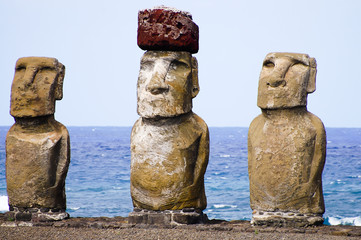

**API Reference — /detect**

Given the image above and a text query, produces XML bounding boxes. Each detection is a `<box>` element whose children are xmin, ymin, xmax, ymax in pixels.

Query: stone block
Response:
<box><xmin>148</xmin><ymin>212</ymin><xmax>171</xmax><ymax>225</ymax></box>
<box><xmin>128</xmin><ymin>214</ymin><xmax>147</xmax><ymax>224</ymax></box>
<box><xmin>4</xmin><ymin>211</ymin><xmax>15</xmax><ymax>221</ymax></box>
<box><xmin>32</xmin><ymin>212</ymin><xmax>70</xmax><ymax>222</ymax></box>
<box><xmin>173</xmin><ymin>213</ymin><xmax>200</xmax><ymax>224</ymax></box>
<box><xmin>128</xmin><ymin>209</ymin><xmax>206</xmax><ymax>225</ymax></box>
<box><xmin>15</xmin><ymin>212</ymin><xmax>32</xmax><ymax>221</ymax></box>
<box><xmin>251</xmin><ymin>210</ymin><xmax>324</xmax><ymax>227</ymax></box>
<box><xmin>4</xmin><ymin>208</ymin><xmax>69</xmax><ymax>222</ymax></box>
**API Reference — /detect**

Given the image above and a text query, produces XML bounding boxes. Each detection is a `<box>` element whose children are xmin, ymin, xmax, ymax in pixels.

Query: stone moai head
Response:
<box><xmin>137</xmin><ymin>51</ymin><xmax>199</xmax><ymax>118</ymax></box>
<box><xmin>136</xmin><ymin>6</ymin><xmax>200</xmax><ymax>119</ymax></box>
<box><xmin>10</xmin><ymin>57</ymin><xmax>65</xmax><ymax>118</ymax></box>
<box><xmin>257</xmin><ymin>52</ymin><xmax>317</xmax><ymax>109</ymax></box>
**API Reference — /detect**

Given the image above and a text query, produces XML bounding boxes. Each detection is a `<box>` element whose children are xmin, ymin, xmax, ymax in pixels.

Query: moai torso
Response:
<box><xmin>130</xmin><ymin>8</ymin><xmax>209</xmax><ymax>213</ymax></box>
<box><xmin>248</xmin><ymin>109</ymin><xmax>325</xmax><ymax>214</ymax></box>
<box><xmin>248</xmin><ymin>53</ymin><xmax>326</xmax><ymax>226</ymax></box>
<box><xmin>131</xmin><ymin>112</ymin><xmax>208</xmax><ymax>210</ymax></box>
<box><xmin>6</xmin><ymin>118</ymin><xmax>70</xmax><ymax>209</ymax></box>
<box><xmin>6</xmin><ymin>57</ymin><xmax>70</xmax><ymax>213</ymax></box>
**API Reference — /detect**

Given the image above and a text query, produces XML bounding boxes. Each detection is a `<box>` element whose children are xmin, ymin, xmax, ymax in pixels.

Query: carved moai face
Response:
<box><xmin>10</xmin><ymin>57</ymin><xmax>65</xmax><ymax>118</ymax></box>
<box><xmin>257</xmin><ymin>52</ymin><xmax>317</xmax><ymax>109</ymax></box>
<box><xmin>137</xmin><ymin>51</ymin><xmax>199</xmax><ymax>118</ymax></box>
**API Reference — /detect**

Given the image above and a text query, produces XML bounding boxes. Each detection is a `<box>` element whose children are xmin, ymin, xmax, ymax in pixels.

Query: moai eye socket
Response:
<box><xmin>169</xmin><ymin>60</ymin><xmax>189</xmax><ymax>72</ymax></box>
<box><xmin>263</xmin><ymin>60</ymin><xmax>274</xmax><ymax>68</ymax></box>
<box><xmin>290</xmin><ymin>60</ymin><xmax>304</xmax><ymax>67</ymax></box>
<box><xmin>15</xmin><ymin>65</ymin><xmax>26</xmax><ymax>71</ymax></box>
<box><xmin>140</xmin><ymin>60</ymin><xmax>154</xmax><ymax>72</ymax></box>
<box><xmin>40</xmin><ymin>66</ymin><xmax>54</xmax><ymax>71</ymax></box>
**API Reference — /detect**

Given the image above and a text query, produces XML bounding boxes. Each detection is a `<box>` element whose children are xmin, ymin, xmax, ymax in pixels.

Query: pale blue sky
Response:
<box><xmin>1</xmin><ymin>0</ymin><xmax>360</xmax><ymax>127</ymax></box>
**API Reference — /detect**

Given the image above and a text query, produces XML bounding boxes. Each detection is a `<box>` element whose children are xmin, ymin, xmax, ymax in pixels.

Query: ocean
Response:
<box><xmin>0</xmin><ymin>126</ymin><xmax>360</xmax><ymax>226</ymax></box>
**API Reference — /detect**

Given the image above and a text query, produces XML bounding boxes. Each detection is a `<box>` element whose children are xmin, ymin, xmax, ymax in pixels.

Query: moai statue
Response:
<box><xmin>6</xmin><ymin>57</ymin><xmax>70</xmax><ymax>221</ymax></box>
<box><xmin>248</xmin><ymin>52</ymin><xmax>326</xmax><ymax>227</ymax></box>
<box><xmin>129</xmin><ymin>6</ymin><xmax>209</xmax><ymax>225</ymax></box>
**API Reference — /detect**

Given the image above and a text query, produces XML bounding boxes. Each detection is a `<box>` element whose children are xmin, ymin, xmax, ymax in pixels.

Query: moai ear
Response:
<box><xmin>55</xmin><ymin>63</ymin><xmax>65</xmax><ymax>100</ymax></box>
<box><xmin>191</xmin><ymin>56</ymin><xmax>199</xmax><ymax>98</ymax></box>
<box><xmin>307</xmin><ymin>58</ymin><xmax>317</xmax><ymax>93</ymax></box>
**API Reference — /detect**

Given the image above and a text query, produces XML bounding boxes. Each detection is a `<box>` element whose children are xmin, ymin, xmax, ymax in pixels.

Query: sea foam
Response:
<box><xmin>326</xmin><ymin>216</ymin><xmax>361</xmax><ymax>226</ymax></box>
<box><xmin>213</xmin><ymin>204</ymin><xmax>237</xmax><ymax>209</ymax></box>
<box><xmin>0</xmin><ymin>195</ymin><xmax>9</xmax><ymax>212</ymax></box>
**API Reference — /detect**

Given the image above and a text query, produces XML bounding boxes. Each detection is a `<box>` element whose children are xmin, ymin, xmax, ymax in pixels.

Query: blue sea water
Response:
<box><xmin>0</xmin><ymin>126</ymin><xmax>360</xmax><ymax>226</ymax></box>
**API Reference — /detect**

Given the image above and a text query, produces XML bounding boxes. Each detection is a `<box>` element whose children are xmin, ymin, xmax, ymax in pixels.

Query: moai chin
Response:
<box><xmin>6</xmin><ymin>57</ymin><xmax>70</xmax><ymax>221</ymax></box>
<box><xmin>129</xmin><ymin>6</ymin><xmax>209</xmax><ymax>225</ymax></box>
<box><xmin>248</xmin><ymin>52</ymin><xmax>326</xmax><ymax>227</ymax></box>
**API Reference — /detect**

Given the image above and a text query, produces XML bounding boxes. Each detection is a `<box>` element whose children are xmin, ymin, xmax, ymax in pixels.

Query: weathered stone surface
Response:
<box><xmin>6</xmin><ymin>57</ymin><xmax>70</xmax><ymax>215</ymax></box>
<box><xmin>137</xmin><ymin>51</ymin><xmax>199</xmax><ymax>118</ymax></box>
<box><xmin>257</xmin><ymin>52</ymin><xmax>317</xmax><ymax>109</ymax></box>
<box><xmin>131</xmin><ymin>51</ymin><xmax>209</xmax><ymax>213</ymax></box>
<box><xmin>4</xmin><ymin>207</ymin><xmax>69</xmax><ymax>222</ymax></box>
<box><xmin>251</xmin><ymin>210</ymin><xmax>324</xmax><ymax>227</ymax></box>
<box><xmin>10</xmin><ymin>57</ymin><xmax>65</xmax><ymax>118</ymax></box>
<box><xmin>248</xmin><ymin>52</ymin><xmax>326</xmax><ymax>226</ymax></box>
<box><xmin>138</xmin><ymin>6</ymin><xmax>199</xmax><ymax>53</ymax></box>
<box><xmin>32</xmin><ymin>211</ymin><xmax>69</xmax><ymax>222</ymax></box>
<box><xmin>1</xmin><ymin>214</ymin><xmax>361</xmax><ymax>238</ymax></box>
<box><xmin>128</xmin><ymin>208</ymin><xmax>207</xmax><ymax>225</ymax></box>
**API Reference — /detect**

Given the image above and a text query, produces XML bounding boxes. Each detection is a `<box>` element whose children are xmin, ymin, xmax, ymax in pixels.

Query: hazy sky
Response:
<box><xmin>1</xmin><ymin>0</ymin><xmax>360</xmax><ymax>127</ymax></box>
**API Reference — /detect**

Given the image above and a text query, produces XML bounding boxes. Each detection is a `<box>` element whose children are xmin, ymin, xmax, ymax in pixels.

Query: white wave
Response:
<box><xmin>220</xmin><ymin>154</ymin><xmax>230</xmax><ymax>158</ymax></box>
<box><xmin>328</xmin><ymin>216</ymin><xmax>361</xmax><ymax>226</ymax></box>
<box><xmin>356</xmin><ymin>218</ymin><xmax>361</xmax><ymax>226</ymax></box>
<box><xmin>213</xmin><ymin>204</ymin><xmax>237</xmax><ymax>209</ymax></box>
<box><xmin>0</xmin><ymin>196</ymin><xmax>9</xmax><ymax>212</ymax></box>
<box><xmin>330</xmin><ymin>180</ymin><xmax>345</xmax><ymax>185</ymax></box>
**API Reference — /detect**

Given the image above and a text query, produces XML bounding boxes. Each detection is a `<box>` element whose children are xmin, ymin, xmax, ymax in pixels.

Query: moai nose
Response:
<box><xmin>22</xmin><ymin>67</ymin><xmax>38</xmax><ymax>86</ymax></box>
<box><xmin>266</xmin><ymin>62</ymin><xmax>289</xmax><ymax>87</ymax></box>
<box><xmin>146</xmin><ymin>72</ymin><xmax>169</xmax><ymax>95</ymax></box>
<box><xmin>267</xmin><ymin>78</ymin><xmax>286</xmax><ymax>87</ymax></box>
